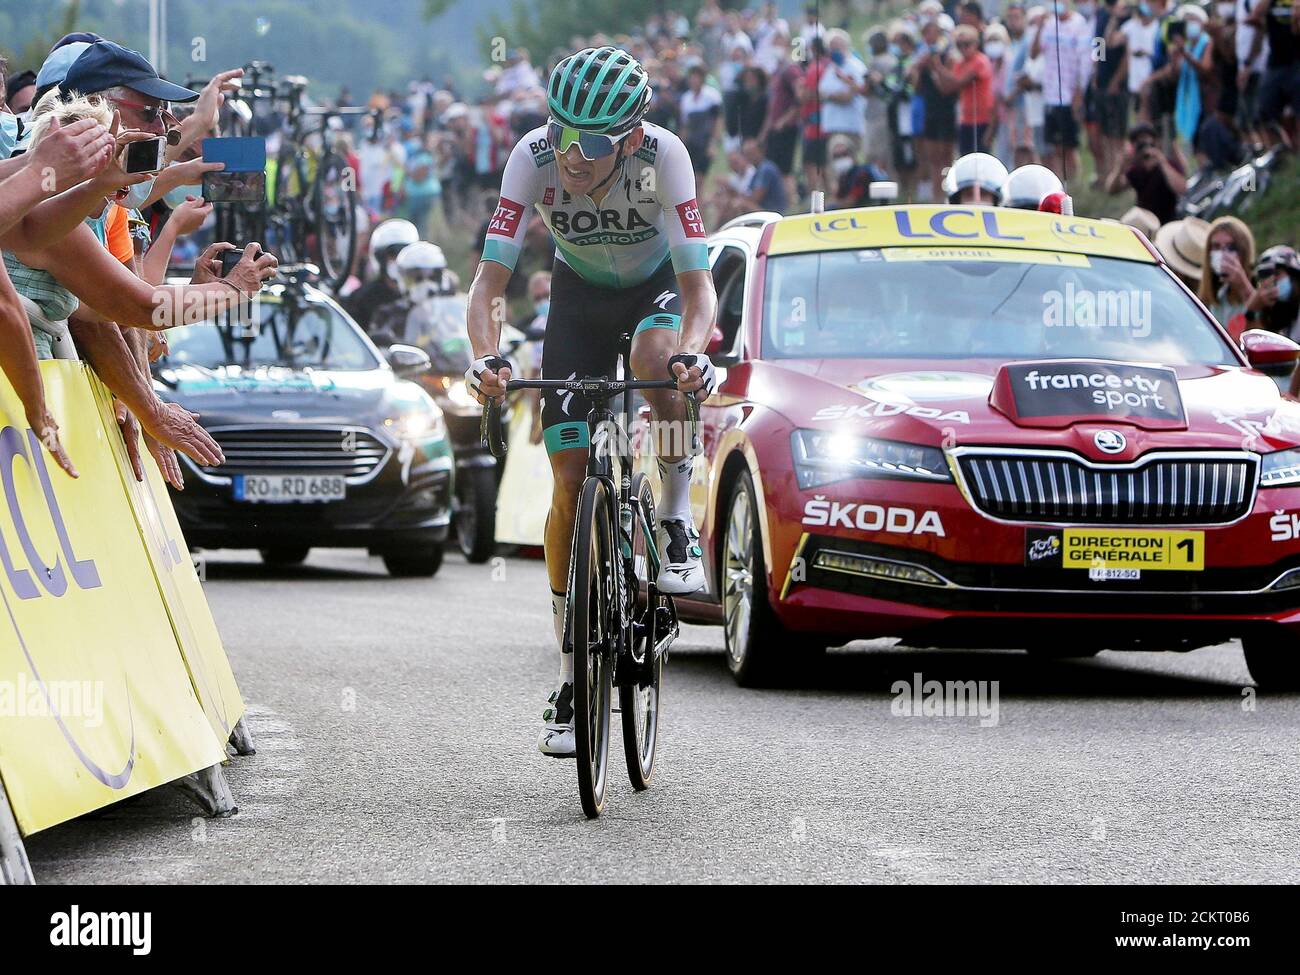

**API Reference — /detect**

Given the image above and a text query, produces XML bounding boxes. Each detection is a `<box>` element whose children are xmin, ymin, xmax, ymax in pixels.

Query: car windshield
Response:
<box><xmin>163</xmin><ymin>296</ymin><xmax>381</xmax><ymax>371</ymax></box>
<box><xmin>762</xmin><ymin>249</ymin><xmax>1239</xmax><ymax>366</ymax></box>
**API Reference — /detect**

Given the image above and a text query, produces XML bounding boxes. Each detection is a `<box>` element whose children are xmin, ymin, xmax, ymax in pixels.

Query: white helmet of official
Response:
<box><xmin>368</xmin><ymin>219</ymin><xmax>420</xmax><ymax>281</ymax></box>
<box><xmin>1000</xmin><ymin>165</ymin><xmax>1064</xmax><ymax>210</ymax></box>
<box><xmin>943</xmin><ymin>152</ymin><xmax>1010</xmax><ymax>205</ymax></box>
<box><xmin>395</xmin><ymin>241</ymin><xmax>450</xmax><ymax>304</ymax></box>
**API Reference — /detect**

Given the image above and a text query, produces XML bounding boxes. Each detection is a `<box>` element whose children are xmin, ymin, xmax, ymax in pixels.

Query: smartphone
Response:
<box><xmin>201</xmin><ymin>136</ymin><xmax>267</xmax><ymax>203</ymax></box>
<box><xmin>124</xmin><ymin>137</ymin><xmax>166</xmax><ymax>174</ymax></box>
<box><xmin>219</xmin><ymin>246</ymin><xmax>260</xmax><ymax>277</ymax></box>
<box><xmin>203</xmin><ymin>169</ymin><xmax>267</xmax><ymax>203</ymax></box>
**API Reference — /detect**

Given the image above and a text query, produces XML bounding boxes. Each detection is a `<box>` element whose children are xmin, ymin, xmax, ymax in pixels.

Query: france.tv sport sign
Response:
<box><xmin>1002</xmin><ymin>360</ymin><xmax>1185</xmax><ymax>427</ymax></box>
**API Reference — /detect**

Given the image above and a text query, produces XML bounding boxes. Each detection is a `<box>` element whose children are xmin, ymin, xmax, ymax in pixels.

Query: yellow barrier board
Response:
<box><xmin>87</xmin><ymin>379</ymin><xmax>245</xmax><ymax>742</ymax></box>
<box><xmin>0</xmin><ymin>362</ymin><xmax>227</xmax><ymax>835</ymax></box>
<box><xmin>768</xmin><ymin>205</ymin><xmax>1156</xmax><ymax>262</ymax></box>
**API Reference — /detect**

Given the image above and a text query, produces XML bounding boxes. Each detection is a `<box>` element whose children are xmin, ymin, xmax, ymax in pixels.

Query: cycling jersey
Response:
<box><xmin>481</xmin><ymin>121</ymin><xmax>710</xmax><ymax>289</ymax></box>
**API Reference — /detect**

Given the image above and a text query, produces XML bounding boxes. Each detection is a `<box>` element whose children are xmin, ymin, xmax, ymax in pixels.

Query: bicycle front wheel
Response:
<box><xmin>310</xmin><ymin>149</ymin><xmax>358</xmax><ymax>291</ymax></box>
<box><xmin>569</xmin><ymin>476</ymin><xmax>616</xmax><ymax>819</ymax></box>
<box><xmin>621</xmin><ymin>472</ymin><xmax>662</xmax><ymax>790</ymax></box>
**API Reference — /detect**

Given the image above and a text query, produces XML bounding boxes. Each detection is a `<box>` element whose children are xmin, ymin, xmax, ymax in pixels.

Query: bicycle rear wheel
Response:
<box><xmin>621</xmin><ymin>472</ymin><xmax>662</xmax><ymax>790</ymax></box>
<box><xmin>310</xmin><ymin>149</ymin><xmax>358</xmax><ymax>292</ymax></box>
<box><xmin>569</xmin><ymin>476</ymin><xmax>616</xmax><ymax>819</ymax></box>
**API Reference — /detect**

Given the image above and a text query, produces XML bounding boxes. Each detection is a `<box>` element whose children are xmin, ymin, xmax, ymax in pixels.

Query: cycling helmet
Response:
<box><xmin>395</xmin><ymin>241</ymin><xmax>450</xmax><ymax>303</ymax></box>
<box><xmin>942</xmin><ymin>152</ymin><xmax>1010</xmax><ymax>205</ymax></box>
<box><xmin>1000</xmin><ymin>164</ymin><xmax>1064</xmax><ymax>210</ymax></box>
<box><xmin>368</xmin><ymin>219</ymin><xmax>419</xmax><ymax>280</ymax></box>
<box><xmin>547</xmin><ymin>46</ymin><xmax>652</xmax><ymax>135</ymax></box>
<box><xmin>1256</xmin><ymin>245</ymin><xmax>1300</xmax><ymax>278</ymax></box>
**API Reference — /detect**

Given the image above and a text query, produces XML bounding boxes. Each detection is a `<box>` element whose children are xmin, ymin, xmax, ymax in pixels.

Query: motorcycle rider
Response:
<box><xmin>344</xmin><ymin>218</ymin><xmax>419</xmax><ymax>332</ymax></box>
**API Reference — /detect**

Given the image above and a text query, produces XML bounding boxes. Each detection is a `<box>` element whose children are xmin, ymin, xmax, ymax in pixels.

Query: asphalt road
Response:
<box><xmin>23</xmin><ymin>548</ymin><xmax>1300</xmax><ymax>884</ymax></box>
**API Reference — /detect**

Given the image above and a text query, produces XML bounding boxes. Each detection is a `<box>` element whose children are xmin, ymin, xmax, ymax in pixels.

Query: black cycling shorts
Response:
<box><xmin>538</xmin><ymin>258</ymin><xmax>682</xmax><ymax>454</ymax></box>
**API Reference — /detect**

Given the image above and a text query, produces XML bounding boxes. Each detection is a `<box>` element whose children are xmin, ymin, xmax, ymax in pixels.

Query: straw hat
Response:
<box><xmin>1118</xmin><ymin>206</ymin><xmax>1160</xmax><ymax>241</ymax></box>
<box><xmin>1154</xmin><ymin>216</ymin><xmax>1209</xmax><ymax>283</ymax></box>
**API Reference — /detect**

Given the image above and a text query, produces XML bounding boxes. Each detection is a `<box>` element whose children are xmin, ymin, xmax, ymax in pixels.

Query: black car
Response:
<box><xmin>152</xmin><ymin>278</ymin><xmax>454</xmax><ymax>576</ymax></box>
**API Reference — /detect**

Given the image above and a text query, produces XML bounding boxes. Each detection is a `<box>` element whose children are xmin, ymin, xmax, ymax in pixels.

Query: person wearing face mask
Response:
<box><xmin>862</xmin><ymin>29</ymin><xmax>898</xmax><ymax>173</ymax></box>
<box><xmin>827</xmin><ymin>133</ymin><xmax>889</xmax><ymax>208</ymax></box>
<box><xmin>1247</xmin><ymin>247</ymin><xmax>1300</xmax><ymax>372</ymax></box>
<box><xmin>933</xmin><ymin>24</ymin><xmax>997</xmax><ymax>153</ymax></box>
<box><xmin>1108</xmin><ymin>0</ymin><xmax>1164</xmax><ymax>122</ymax></box>
<box><xmin>1197</xmin><ymin>215</ymin><xmax>1258</xmax><ymax>334</ymax></box>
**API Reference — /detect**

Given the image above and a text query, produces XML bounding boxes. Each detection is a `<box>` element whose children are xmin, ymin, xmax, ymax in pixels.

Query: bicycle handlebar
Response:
<box><xmin>481</xmin><ymin>377</ymin><xmax>701</xmax><ymax>460</ymax></box>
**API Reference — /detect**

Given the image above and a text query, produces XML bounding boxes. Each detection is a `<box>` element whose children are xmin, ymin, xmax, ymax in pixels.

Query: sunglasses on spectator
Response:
<box><xmin>547</xmin><ymin>119</ymin><xmax>630</xmax><ymax>161</ymax></box>
<box><xmin>108</xmin><ymin>96</ymin><xmax>175</xmax><ymax>129</ymax></box>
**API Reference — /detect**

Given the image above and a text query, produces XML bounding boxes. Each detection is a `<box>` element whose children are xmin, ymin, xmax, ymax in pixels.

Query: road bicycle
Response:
<box><xmin>482</xmin><ymin>354</ymin><xmax>698</xmax><ymax>818</ymax></box>
<box><xmin>188</xmin><ymin>62</ymin><xmax>365</xmax><ymax>293</ymax></box>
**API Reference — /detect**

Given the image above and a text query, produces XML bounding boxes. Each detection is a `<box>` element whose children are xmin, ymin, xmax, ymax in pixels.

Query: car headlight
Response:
<box><xmin>386</xmin><ymin>404</ymin><xmax>446</xmax><ymax>443</ymax></box>
<box><xmin>791</xmin><ymin>429</ymin><xmax>951</xmax><ymax>488</ymax></box>
<box><xmin>445</xmin><ymin>379</ymin><xmax>481</xmax><ymax>415</ymax></box>
<box><xmin>1260</xmin><ymin>447</ymin><xmax>1300</xmax><ymax>487</ymax></box>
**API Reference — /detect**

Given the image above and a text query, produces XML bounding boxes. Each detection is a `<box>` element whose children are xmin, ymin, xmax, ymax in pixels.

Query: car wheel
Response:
<box><xmin>455</xmin><ymin>465</ymin><xmax>497</xmax><ymax>564</ymax></box>
<box><xmin>722</xmin><ymin>470</ymin><xmax>803</xmax><ymax>686</ymax></box>
<box><xmin>382</xmin><ymin>543</ymin><xmax>444</xmax><ymax>578</ymax></box>
<box><xmin>260</xmin><ymin>545</ymin><xmax>310</xmax><ymax>566</ymax></box>
<box><xmin>1242</xmin><ymin>632</ymin><xmax>1300</xmax><ymax>691</ymax></box>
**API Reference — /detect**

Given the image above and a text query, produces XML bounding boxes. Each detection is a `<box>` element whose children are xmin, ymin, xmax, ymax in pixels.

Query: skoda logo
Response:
<box><xmin>1094</xmin><ymin>430</ymin><xmax>1127</xmax><ymax>454</ymax></box>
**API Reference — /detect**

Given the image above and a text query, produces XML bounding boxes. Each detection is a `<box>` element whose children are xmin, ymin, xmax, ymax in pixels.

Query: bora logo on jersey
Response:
<box><xmin>550</xmin><ymin>208</ymin><xmax>659</xmax><ymax>246</ymax></box>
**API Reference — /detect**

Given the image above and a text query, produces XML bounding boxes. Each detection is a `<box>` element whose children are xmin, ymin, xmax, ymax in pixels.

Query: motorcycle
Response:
<box><xmin>376</xmin><ymin>294</ymin><xmax>506</xmax><ymax>563</ymax></box>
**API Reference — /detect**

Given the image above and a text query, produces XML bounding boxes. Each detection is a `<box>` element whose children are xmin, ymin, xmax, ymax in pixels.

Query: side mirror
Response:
<box><xmin>1241</xmin><ymin>328</ymin><xmax>1300</xmax><ymax>376</ymax></box>
<box><xmin>387</xmin><ymin>343</ymin><xmax>432</xmax><ymax>378</ymax></box>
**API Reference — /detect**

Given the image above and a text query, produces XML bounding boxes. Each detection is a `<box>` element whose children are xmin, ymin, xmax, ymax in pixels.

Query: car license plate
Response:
<box><xmin>233</xmin><ymin>474</ymin><xmax>346</xmax><ymax>503</ymax></box>
<box><xmin>1025</xmin><ymin>528</ymin><xmax>1204</xmax><ymax>572</ymax></box>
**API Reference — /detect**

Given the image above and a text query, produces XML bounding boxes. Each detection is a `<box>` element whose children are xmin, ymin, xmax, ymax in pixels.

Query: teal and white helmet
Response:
<box><xmin>547</xmin><ymin>46</ymin><xmax>652</xmax><ymax>136</ymax></box>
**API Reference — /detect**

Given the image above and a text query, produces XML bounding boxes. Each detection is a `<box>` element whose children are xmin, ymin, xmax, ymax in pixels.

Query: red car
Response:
<box><xmin>655</xmin><ymin>204</ymin><xmax>1300</xmax><ymax>688</ymax></box>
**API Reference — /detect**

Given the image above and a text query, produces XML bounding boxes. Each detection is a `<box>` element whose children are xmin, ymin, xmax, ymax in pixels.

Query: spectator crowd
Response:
<box><xmin>1</xmin><ymin>34</ymin><xmax>277</xmax><ymax>489</ymax></box>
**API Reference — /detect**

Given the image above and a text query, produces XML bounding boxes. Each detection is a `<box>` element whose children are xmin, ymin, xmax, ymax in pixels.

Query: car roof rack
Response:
<box><xmin>718</xmin><ymin>211</ymin><xmax>783</xmax><ymax>232</ymax></box>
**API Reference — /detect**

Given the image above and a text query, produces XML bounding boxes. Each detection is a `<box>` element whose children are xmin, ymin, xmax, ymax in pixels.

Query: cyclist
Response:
<box><xmin>465</xmin><ymin>46</ymin><xmax>718</xmax><ymax>758</ymax></box>
<box><xmin>345</xmin><ymin>217</ymin><xmax>418</xmax><ymax>331</ymax></box>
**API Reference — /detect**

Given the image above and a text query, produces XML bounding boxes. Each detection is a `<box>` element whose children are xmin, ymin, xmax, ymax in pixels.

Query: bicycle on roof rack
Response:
<box><xmin>185</xmin><ymin>62</ymin><xmax>363</xmax><ymax>294</ymax></box>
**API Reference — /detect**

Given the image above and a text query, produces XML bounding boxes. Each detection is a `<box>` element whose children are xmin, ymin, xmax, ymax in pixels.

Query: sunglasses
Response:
<box><xmin>547</xmin><ymin>119</ymin><xmax>630</xmax><ymax>161</ymax></box>
<box><xmin>108</xmin><ymin>96</ymin><xmax>176</xmax><ymax>130</ymax></box>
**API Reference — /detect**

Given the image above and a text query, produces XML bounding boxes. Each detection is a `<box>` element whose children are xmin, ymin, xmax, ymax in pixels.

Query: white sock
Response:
<box><xmin>657</xmin><ymin>457</ymin><xmax>694</xmax><ymax>525</ymax></box>
<box><xmin>552</xmin><ymin>590</ymin><xmax>573</xmax><ymax>683</ymax></box>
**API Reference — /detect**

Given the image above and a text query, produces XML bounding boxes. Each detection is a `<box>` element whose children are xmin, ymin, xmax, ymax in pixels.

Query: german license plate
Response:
<box><xmin>233</xmin><ymin>474</ymin><xmax>346</xmax><ymax>503</ymax></box>
<box><xmin>1025</xmin><ymin>527</ymin><xmax>1204</xmax><ymax>574</ymax></box>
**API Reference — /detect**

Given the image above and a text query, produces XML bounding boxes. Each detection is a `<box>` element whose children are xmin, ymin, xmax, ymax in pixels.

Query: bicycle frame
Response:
<box><xmin>483</xmin><ymin>359</ymin><xmax>697</xmax><ymax>676</ymax></box>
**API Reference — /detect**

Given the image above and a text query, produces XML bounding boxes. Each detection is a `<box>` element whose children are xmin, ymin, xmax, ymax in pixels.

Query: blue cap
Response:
<box><xmin>35</xmin><ymin>42</ymin><xmax>90</xmax><ymax>91</ymax></box>
<box><xmin>62</xmin><ymin>40</ymin><xmax>198</xmax><ymax>102</ymax></box>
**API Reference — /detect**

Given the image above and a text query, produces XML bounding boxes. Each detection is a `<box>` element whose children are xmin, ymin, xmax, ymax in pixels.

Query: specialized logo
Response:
<box><xmin>802</xmin><ymin>497</ymin><xmax>945</xmax><ymax>536</ymax></box>
<box><xmin>813</xmin><ymin>402</ymin><xmax>971</xmax><ymax>424</ymax></box>
<box><xmin>653</xmin><ymin>290</ymin><xmax>677</xmax><ymax>310</ymax></box>
<box><xmin>1093</xmin><ymin>430</ymin><xmax>1127</xmax><ymax>454</ymax></box>
<box><xmin>676</xmin><ymin>199</ymin><xmax>706</xmax><ymax>238</ymax></box>
<box><xmin>488</xmin><ymin>197</ymin><xmax>525</xmax><ymax>238</ymax></box>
